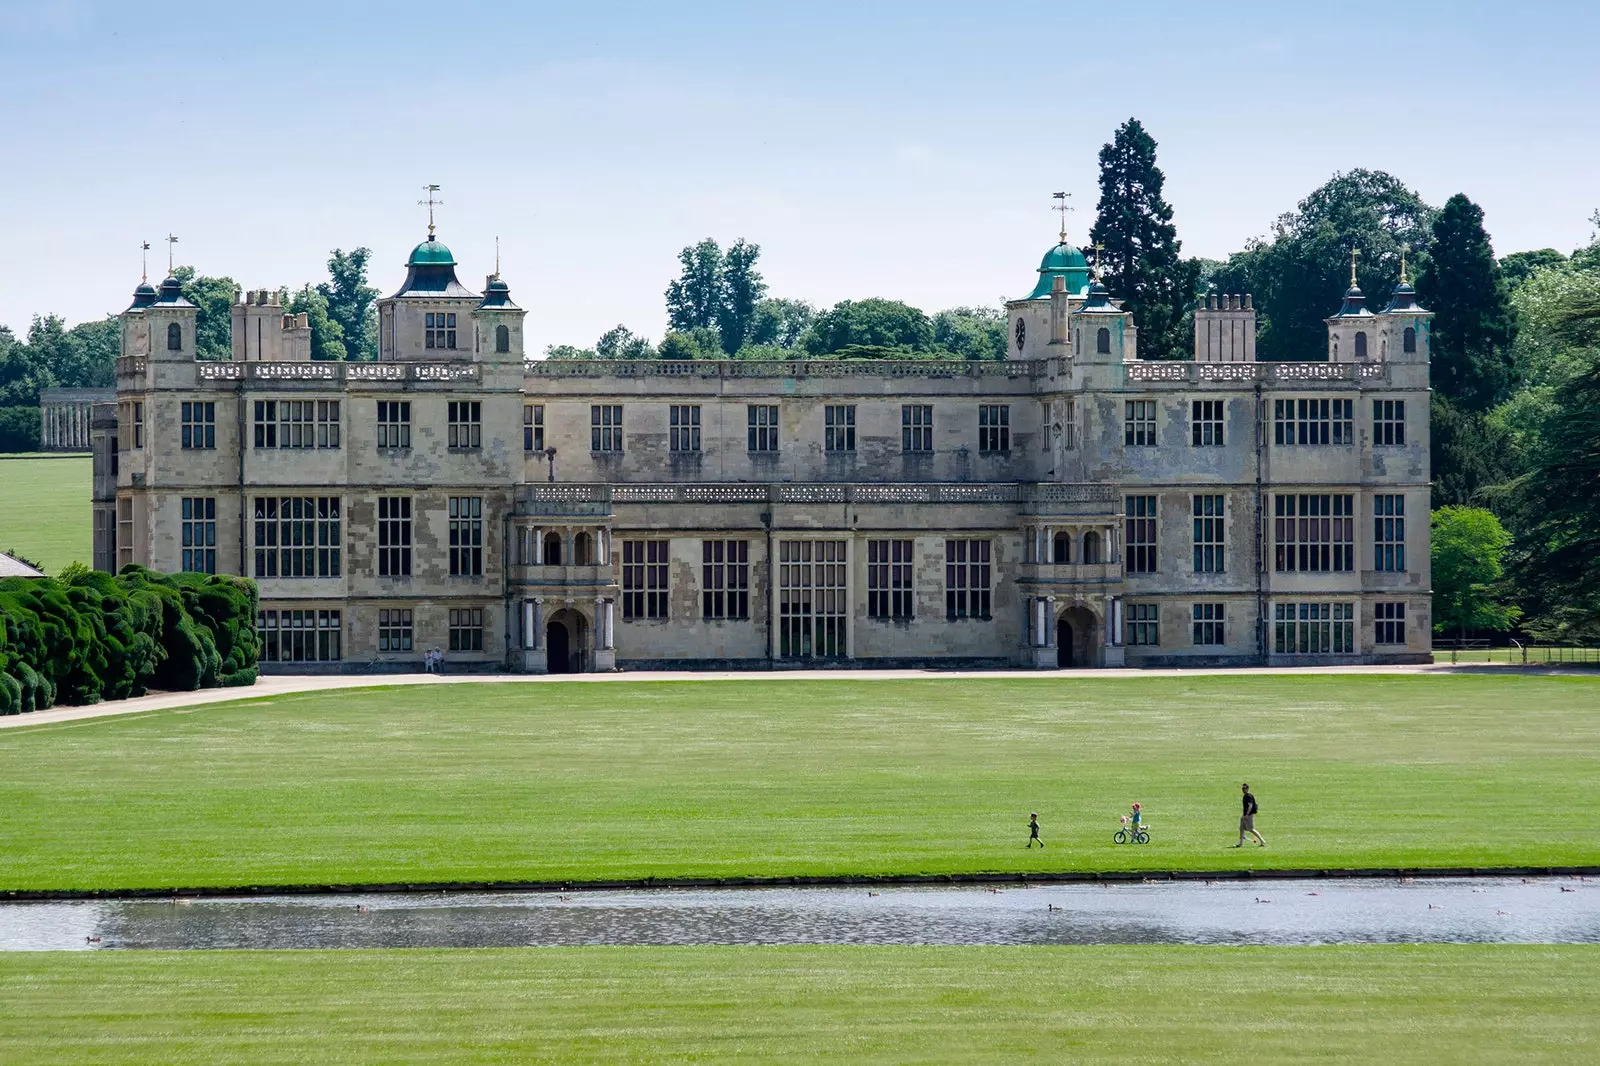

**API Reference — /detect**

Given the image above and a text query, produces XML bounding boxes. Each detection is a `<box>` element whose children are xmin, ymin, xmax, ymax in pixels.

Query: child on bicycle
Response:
<box><xmin>1128</xmin><ymin>803</ymin><xmax>1142</xmax><ymax>830</ymax></box>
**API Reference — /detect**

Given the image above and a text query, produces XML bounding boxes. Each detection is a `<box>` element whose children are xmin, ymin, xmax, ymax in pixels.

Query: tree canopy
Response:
<box><xmin>1211</xmin><ymin>170</ymin><xmax>1433</xmax><ymax>361</ymax></box>
<box><xmin>318</xmin><ymin>248</ymin><xmax>379</xmax><ymax>361</ymax></box>
<box><xmin>1431</xmin><ymin>506</ymin><xmax>1520</xmax><ymax>638</ymax></box>
<box><xmin>799</xmin><ymin>299</ymin><xmax>933</xmax><ymax>357</ymax></box>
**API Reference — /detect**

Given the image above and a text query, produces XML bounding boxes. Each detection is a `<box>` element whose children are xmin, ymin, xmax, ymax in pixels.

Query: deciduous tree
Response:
<box><xmin>317</xmin><ymin>248</ymin><xmax>379</xmax><ymax>361</ymax></box>
<box><xmin>1431</xmin><ymin>506</ymin><xmax>1520</xmax><ymax>640</ymax></box>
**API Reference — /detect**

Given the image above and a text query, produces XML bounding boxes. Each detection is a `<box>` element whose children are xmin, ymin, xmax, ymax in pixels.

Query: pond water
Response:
<box><xmin>4</xmin><ymin>878</ymin><xmax>1596</xmax><ymax>951</ymax></box>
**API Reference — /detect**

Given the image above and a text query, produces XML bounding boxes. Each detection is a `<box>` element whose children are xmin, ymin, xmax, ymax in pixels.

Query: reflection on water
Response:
<box><xmin>3</xmin><ymin>878</ymin><xmax>1597</xmax><ymax>951</ymax></box>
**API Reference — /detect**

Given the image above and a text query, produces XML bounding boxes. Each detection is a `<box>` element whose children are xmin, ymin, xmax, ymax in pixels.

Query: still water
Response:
<box><xmin>3</xmin><ymin>878</ymin><xmax>1596</xmax><ymax>951</ymax></box>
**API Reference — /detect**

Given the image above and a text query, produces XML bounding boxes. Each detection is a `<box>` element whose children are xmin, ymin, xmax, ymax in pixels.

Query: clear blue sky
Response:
<box><xmin>2</xmin><ymin>0</ymin><xmax>1596</xmax><ymax>351</ymax></box>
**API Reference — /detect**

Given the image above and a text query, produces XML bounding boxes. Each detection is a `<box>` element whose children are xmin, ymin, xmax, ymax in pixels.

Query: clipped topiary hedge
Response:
<box><xmin>0</xmin><ymin>565</ymin><xmax>258</xmax><ymax>715</ymax></box>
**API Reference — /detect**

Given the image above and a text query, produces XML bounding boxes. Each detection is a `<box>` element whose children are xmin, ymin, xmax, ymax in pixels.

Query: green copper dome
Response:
<box><xmin>1026</xmin><ymin>241</ymin><xmax>1092</xmax><ymax>299</ymax></box>
<box><xmin>407</xmin><ymin>236</ymin><xmax>457</xmax><ymax>267</ymax></box>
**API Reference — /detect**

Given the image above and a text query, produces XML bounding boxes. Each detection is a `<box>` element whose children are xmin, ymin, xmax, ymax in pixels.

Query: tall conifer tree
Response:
<box><xmin>1416</xmin><ymin>193</ymin><xmax>1515</xmax><ymax>409</ymax></box>
<box><xmin>1088</xmin><ymin>119</ymin><xmax>1194</xmax><ymax>359</ymax></box>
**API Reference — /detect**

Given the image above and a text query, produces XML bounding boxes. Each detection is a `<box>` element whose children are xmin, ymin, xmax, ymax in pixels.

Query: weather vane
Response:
<box><xmin>495</xmin><ymin>235</ymin><xmax>501</xmax><ymax>278</ymax></box>
<box><xmin>1399</xmin><ymin>243</ymin><xmax>1409</xmax><ymax>286</ymax></box>
<box><xmin>140</xmin><ymin>240</ymin><xmax>150</xmax><ymax>283</ymax></box>
<box><xmin>1052</xmin><ymin>191</ymin><xmax>1074</xmax><ymax>243</ymax></box>
<box><xmin>165</xmin><ymin>234</ymin><xmax>179</xmax><ymax>274</ymax></box>
<box><xmin>419</xmin><ymin>184</ymin><xmax>443</xmax><ymax>237</ymax></box>
<box><xmin>1350</xmin><ymin>247</ymin><xmax>1360</xmax><ymax>288</ymax></box>
<box><xmin>1092</xmin><ymin>242</ymin><xmax>1105</xmax><ymax>284</ymax></box>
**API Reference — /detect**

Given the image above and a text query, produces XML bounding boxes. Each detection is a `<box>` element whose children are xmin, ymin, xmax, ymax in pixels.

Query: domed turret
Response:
<box><xmin>389</xmin><ymin>233</ymin><xmax>476</xmax><ymax>298</ymax></box>
<box><xmin>1026</xmin><ymin>240</ymin><xmax>1092</xmax><ymax>299</ymax></box>
<box><xmin>127</xmin><ymin>280</ymin><xmax>158</xmax><ymax>310</ymax></box>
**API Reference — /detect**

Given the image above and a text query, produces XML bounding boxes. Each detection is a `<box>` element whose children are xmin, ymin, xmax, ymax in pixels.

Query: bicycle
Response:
<box><xmin>1113</xmin><ymin>820</ymin><xmax>1150</xmax><ymax>845</ymax></box>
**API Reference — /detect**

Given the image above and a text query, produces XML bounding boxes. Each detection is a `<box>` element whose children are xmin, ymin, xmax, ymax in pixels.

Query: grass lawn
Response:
<box><xmin>1</xmin><ymin>674</ymin><xmax>1598</xmax><ymax>891</ymax></box>
<box><xmin>1</xmin><ymin>945</ymin><xmax>1597</xmax><ymax>1063</ymax></box>
<box><xmin>0</xmin><ymin>452</ymin><xmax>91</xmax><ymax>574</ymax></box>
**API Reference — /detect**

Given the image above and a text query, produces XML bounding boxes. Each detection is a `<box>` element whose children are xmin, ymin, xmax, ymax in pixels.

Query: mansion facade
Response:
<box><xmin>91</xmin><ymin>225</ymin><xmax>1433</xmax><ymax>672</ymax></box>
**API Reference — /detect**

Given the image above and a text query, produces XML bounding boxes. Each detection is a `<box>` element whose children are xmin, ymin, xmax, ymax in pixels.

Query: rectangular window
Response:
<box><xmin>591</xmin><ymin>405</ymin><xmax>623</xmax><ymax>452</ymax></box>
<box><xmin>867</xmin><ymin>539</ymin><xmax>914</xmax><ymax>620</ymax></box>
<box><xmin>523</xmin><ymin>404</ymin><xmax>545</xmax><ymax>452</ymax></box>
<box><xmin>622</xmin><ymin>540</ymin><xmax>668</xmax><ymax>619</ymax></box>
<box><xmin>1192</xmin><ymin>603</ymin><xmax>1225</xmax><ymax>646</ymax></box>
<box><xmin>133</xmin><ymin>402</ymin><xmax>144</xmax><ymax>449</ymax></box>
<box><xmin>116</xmin><ymin>496</ymin><xmax>133</xmax><ymax>569</ymax></box>
<box><xmin>825</xmin><ymin>405</ymin><xmax>856</xmax><ymax>453</ymax></box>
<box><xmin>701</xmin><ymin>539</ymin><xmax>750</xmax><ymax>620</ymax></box>
<box><xmin>1274</xmin><ymin>602</ymin><xmax>1355</xmax><ymax>654</ymax></box>
<box><xmin>377</xmin><ymin>496</ymin><xmax>412</xmax><ymax>578</ymax></box>
<box><xmin>671</xmin><ymin>405</ymin><xmax>702</xmax><ymax>453</ymax></box>
<box><xmin>1125</xmin><ymin>494</ymin><xmax>1158</xmax><ymax>573</ymax></box>
<box><xmin>902</xmin><ymin>404</ymin><xmax>933</xmax><ymax>453</ymax></box>
<box><xmin>449</xmin><ymin>496</ymin><xmax>483</xmax><ymax>577</ymax></box>
<box><xmin>257</xmin><ymin>609</ymin><xmax>341</xmax><ymax>663</ymax></box>
<box><xmin>180</xmin><ymin>496</ymin><xmax>216</xmax><ymax>574</ymax></box>
<box><xmin>978</xmin><ymin>405</ymin><xmax>1010</xmax><ymax>454</ymax></box>
<box><xmin>253</xmin><ymin>400</ymin><xmax>277</xmax><ymax>449</ymax></box>
<box><xmin>1124</xmin><ymin>400</ymin><xmax>1156</xmax><ymax>447</ymax></box>
<box><xmin>180</xmin><ymin>401</ymin><xmax>215</xmax><ymax>450</ymax></box>
<box><xmin>779</xmin><ymin>540</ymin><xmax>847</xmax><ymax>659</ymax></box>
<box><xmin>747</xmin><ymin>404</ymin><xmax>779</xmax><ymax>452</ymax></box>
<box><xmin>1373</xmin><ymin>494</ymin><xmax>1406</xmax><ymax>572</ymax></box>
<box><xmin>447</xmin><ymin>400</ymin><xmax>481</xmax><ymax>450</ymax></box>
<box><xmin>1374</xmin><ymin>602</ymin><xmax>1406</xmax><ymax>645</ymax></box>
<box><xmin>1192</xmin><ymin>494</ymin><xmax>1225</xmax><ymax>573</ymax></box>
<box><xmin>1373</xmin><ymin>399</ymin><xmax>1406</xmax><ymax>447</ymax></box>
<box><xmin>1274</xmin><ymin>397</ymin><xmax>1354</xmax><ymax>446</ymax></box>
<box><xmin>425</xmin><ymin>311</ymin><xmax>457</xmax><ymax>350</ymax></box>
<box><xmin>445</xmin><ymin>608</ymin><xmax>482</xmax><ymax>652</ymax></box>
<box><xmin>252</xmin><ymin>496</ymin><xmax>341</xmax><ymax>578</ymax></box>
<box><xmin>1273</xmin><ymin>494</ymin><xmax>1355</xmax><ymax>572</ymax></box>
<box><xmin>377</xmin><ymin>401</ymin><xmax>411</xmax><ymax>450</ymax></box>
<box><xmin>277</xmin><ymin>400</ymin><xmax>315</xmax><ymax>449</ymax></box>
<box><xmin>1127</xmin><ymin>603</ymin><xmax>1160</xmax><ymax>646</ymax></box>
<box><xmin>316</xmin><ymin>400</ymin><xmax>340</xmax><ymax>449</ymax></box>
<box><xmin>378</xmin><ymin>608</ymin><xmax>414</xmax><ymax>653</ymax></box>
<box><xmin>1191</xmin><ymin>399</ymin><xmax>1223</xmax><ymax>447</ymax></box>
<box><xmin>944</xmin><ymin>539</ymin><xmax>992</xmax><ymax>620</ymax></box>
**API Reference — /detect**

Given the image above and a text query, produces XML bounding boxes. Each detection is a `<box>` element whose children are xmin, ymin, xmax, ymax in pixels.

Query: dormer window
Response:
<box><xmin>1354</xmin><ymin>331</ymin><xmax>1368</xmax><ymax>359</ymax></box>
<box><xmin>425</xmin><ymin>312</ymin><xmax>457</xmax><ymax>350</ymax></box>
<box><xmin>167</xmin><ymin>323</ymin><xmax>182</xmax><ymax>351</ymax></box>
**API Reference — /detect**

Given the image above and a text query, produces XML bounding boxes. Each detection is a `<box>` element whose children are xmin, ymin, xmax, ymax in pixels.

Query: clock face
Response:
<box><xmin>1014</xmin><ymin>317</ymin><xmax>1026</xmax><ymax>350</ymax></box>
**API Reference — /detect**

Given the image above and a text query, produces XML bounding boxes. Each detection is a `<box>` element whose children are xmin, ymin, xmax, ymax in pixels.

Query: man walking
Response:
<box><xmin>1232</xmin><ymin>783</ymin><xmax>1265</xmax><ymax>847</ymax></box>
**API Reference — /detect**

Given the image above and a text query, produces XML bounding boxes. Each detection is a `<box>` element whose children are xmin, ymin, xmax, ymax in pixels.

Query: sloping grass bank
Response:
<box><xmin>1</xmin><ymin>674</ymin><xmax>1597</xmax><ymax>891</ymax></box>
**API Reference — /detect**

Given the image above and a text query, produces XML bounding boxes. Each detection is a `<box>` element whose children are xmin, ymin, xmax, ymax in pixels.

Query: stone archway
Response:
<box><xmin>1057</xmin><ymin>604</ymin><xmax>1100</xmax><ymax>668</ymax></box>
<box><xmin>545</xmin><ymin>608</ymin><xmax>589</xmax><ymax>674</ymax></box>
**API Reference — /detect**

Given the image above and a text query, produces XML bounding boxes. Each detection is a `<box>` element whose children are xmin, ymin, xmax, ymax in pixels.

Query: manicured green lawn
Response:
<box><xmin>0</xmin><ymin>452</ymin><xmax>91</xmax><ymax>574</ymax></box>
<box><xmin>2</xmin><ymin>675</ymin><xmax>1597</xmax><ymax>891</ymax></box>
<box><xmin>1</xmin><ymin>945</ymin><xmax>1596</xmax><ymax>1063</ymax></box>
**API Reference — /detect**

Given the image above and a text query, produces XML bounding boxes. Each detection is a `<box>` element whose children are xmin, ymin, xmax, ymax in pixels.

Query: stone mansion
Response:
<box><xmin>91</xmin><ymin>222</ymin><xmax>1433</xmax><ymax>672</ymax></box>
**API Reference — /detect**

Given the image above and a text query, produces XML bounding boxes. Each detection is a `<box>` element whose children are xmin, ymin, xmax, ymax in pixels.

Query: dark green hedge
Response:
<box><xmin>0</xmin><ymin>566</ymin><xmax>259</xmax><ymax>715</ymax></box>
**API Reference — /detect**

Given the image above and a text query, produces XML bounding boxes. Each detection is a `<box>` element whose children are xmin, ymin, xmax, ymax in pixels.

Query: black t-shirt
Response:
<box><xmin>1242</xmin><ymin>792</ymin><xmax>1258</xmax><ymax>816</ymax></box>
<box><xmin>1029</xmin><ymin>820</ymin><xmax>1040</xmax><ymax>835</ymax></box>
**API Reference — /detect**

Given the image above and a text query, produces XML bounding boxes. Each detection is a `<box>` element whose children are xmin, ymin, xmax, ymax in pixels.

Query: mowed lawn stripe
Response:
<box><xmin>0</xmin><ymin>675</ymin><xmax>1597</xmax><ymax>890</ymax></box>
<box><xmin>1</xmin><ymin>945</ymin><xmax>1597</xmax><ymax>1064</ymax></box>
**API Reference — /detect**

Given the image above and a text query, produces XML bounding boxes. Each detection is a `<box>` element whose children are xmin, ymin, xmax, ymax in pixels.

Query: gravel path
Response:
<box><xmin>0</xmin><ymin>662</ymin><xmax>1556</xmax><ymax>731</ymax></box>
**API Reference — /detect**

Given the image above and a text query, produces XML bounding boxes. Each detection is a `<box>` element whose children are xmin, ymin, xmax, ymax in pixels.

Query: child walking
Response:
<box><xmin>1026</xmin><ymin>812</ymin><xmax>1044</xmax><ymax>848</ymax></box>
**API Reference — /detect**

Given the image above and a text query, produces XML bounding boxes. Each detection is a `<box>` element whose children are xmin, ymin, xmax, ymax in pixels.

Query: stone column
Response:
<box><xmin>1046</xmin><ymin>596</ymin><xmax>1056</xmax><ymax>646</ymax></box>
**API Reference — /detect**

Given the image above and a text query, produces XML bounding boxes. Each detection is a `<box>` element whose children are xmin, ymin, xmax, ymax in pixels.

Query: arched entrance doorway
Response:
<box><xmin>545</xmin><ymin>608</ymin><xmax>588</xmax><ymax>674</ymax></box>
<box><xmin>1058</xmin><ymin>605</ymin><xmax>1098</xmax><ymax>668</ymax></box>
